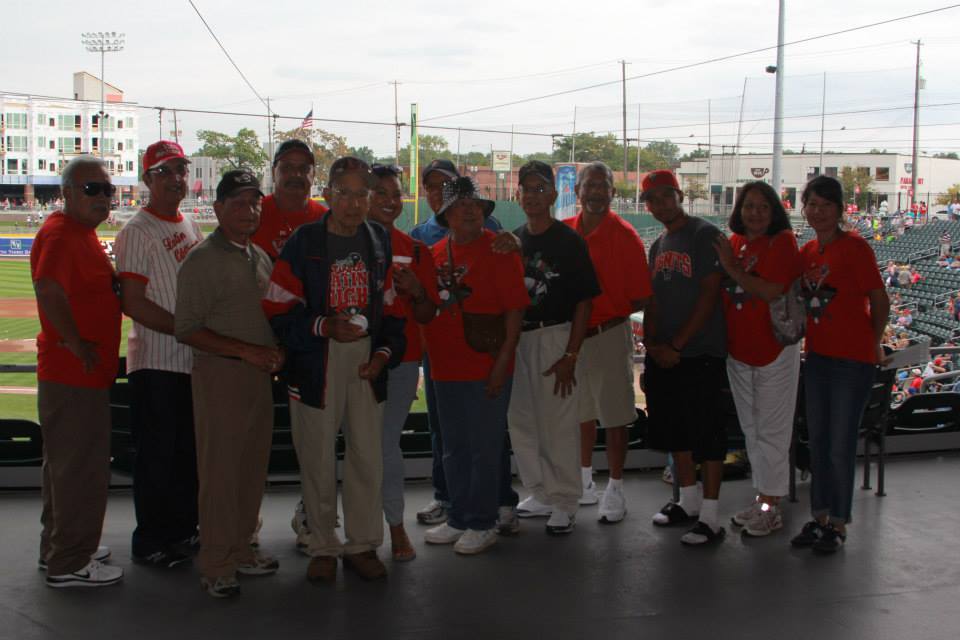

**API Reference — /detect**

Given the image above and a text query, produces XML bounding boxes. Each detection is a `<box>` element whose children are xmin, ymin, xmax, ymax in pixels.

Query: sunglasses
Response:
<box><xmin>81</xmin><ymin>182</ymin><xmax>117</xmax><ymax>197</ymax></box>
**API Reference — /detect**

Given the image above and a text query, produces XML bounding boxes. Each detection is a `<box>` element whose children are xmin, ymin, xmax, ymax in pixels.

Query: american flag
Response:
<box><xmin>301</xmin><ymin>109</ymin><xmax>313</xmax><ymax>130</ymax></box>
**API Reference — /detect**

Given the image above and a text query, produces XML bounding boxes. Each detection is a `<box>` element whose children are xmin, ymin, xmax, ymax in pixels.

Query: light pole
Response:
<box><xmin>81</xmin><ymin>31</ymin><xmax>125</xmax><ymax>159</ymax></box>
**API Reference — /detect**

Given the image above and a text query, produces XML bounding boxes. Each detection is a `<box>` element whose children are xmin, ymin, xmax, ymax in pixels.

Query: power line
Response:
<box><xmin>186</xmin><ymin>0</ymin><xmax>267</xmax><ymax>110</ymax></box>
<box><xmin>419</xmin><ymin>4</ymin><xmax>960</xmax><ymax>123</ymax></box>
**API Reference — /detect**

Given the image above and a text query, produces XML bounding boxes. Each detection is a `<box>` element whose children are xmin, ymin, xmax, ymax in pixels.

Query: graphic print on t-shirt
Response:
<box><xmin>800</xmin><ymin>262</ymin><xmax>837</xmax><ymax>324</ymax></box>
<box><xmin>522</xmin><ymin>251</ymin><xmax>559</xmax><ymax>308</ymax></box>
<box><xmin>652</xmin><ymin>250</ymin><xmax>692</xmax><ymax>281</ymax></box>
<box><xmin>724</xmin><ymin>254</ymin><xmax>758</xmax><ymax>310</ymax></box>
<box><xmin>436</xmin><ymin>259</ymin><xmax>470</xmax><ymax>310</ymax></box>
<box><xmin>328</xmin><ymin>252</ymin><xmax>369</xmax><ymax>316</ymax></box>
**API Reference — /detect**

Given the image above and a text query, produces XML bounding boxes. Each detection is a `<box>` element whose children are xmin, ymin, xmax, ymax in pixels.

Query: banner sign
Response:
<box><xmin>554</xmin><ymin>164</ymin><xmax>578</xmax><ymax>220</ymax></box>
<box><xmin>492</xmin><ymin>150</ymin><xmax>511</xmax><ymax>173</ymax></box>
<box><xmin>0</xmin><ymin>236</ymin><xmax>32</xmax><ymax>256</ymax></box>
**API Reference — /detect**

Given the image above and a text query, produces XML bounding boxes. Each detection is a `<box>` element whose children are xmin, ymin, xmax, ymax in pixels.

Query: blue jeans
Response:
<box><xmin>422</xmin><ymin>356</ymin><xmax>449</xmax><ymax>504</ymax></box>
<box><xmin>804</xmin><ymin>353</ymin><xmax>876</xmax><ymax>525</ymax></box>
<box><xmin>434</xmin><ymin>379</ymin><xmax>515</xmax><ymax>531</ymax></box>
<box><xmin>381</xmin><ymin>361</ymin><xmax>420</xmax><ymax>526</ymax></box>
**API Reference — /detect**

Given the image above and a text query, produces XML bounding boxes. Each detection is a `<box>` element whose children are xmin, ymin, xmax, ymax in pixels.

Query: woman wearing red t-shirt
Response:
<box><xmin>714</xmin><ymin>181</ymin><xmax>801</xmax><ymax>538</ymax></box>
<box><xmin>421</xmin><ymin>177</ymin><xmax>528</xmax><ymax>556</ymax></box>
<box><xmin>368</xmin><ymin>164</ymin><xmax>439</xmax><ymax>562</ymax></box>
<box><xmin>790</xmin><ymin>176</ymin><xmax>890</xmax><ymax>555</ymax></box>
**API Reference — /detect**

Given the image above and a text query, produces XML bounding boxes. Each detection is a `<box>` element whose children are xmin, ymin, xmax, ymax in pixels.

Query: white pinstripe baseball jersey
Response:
<box><xmin>115</xmin><ymin>207</ymin><xmax>204</xmax><ymax>374</ymax></box>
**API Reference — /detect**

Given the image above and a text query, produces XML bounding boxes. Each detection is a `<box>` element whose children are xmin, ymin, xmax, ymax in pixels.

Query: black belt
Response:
<box><xmin>521</xmin><ymin>319</ymin><xmax>566</xmax><ymax>332</ymax></box>
<box><xmin>584</xmin><ymin>316</ymin><xmax>627</xmax><ymax>338</ymax></box>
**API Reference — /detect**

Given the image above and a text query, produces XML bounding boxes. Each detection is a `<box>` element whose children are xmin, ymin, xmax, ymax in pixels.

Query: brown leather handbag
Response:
<box><xmin>447</xmin><ymin>241</ymin><xmax>505</xmax><ymax>355</ymax></box>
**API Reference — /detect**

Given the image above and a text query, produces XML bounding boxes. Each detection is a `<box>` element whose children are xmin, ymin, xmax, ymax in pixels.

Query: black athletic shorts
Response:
<box><xmin>644</xmin><ymin>355</ymin><xmax>727</xmax><ymax>462</ymax></box>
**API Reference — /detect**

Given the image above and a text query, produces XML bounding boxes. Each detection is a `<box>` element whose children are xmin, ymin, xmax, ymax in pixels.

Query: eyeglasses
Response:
<box><xmin>275</xmin><ymin>162</ymin><xmax>314</xmax><ymax>176</ymax></box>
<box><xmin>81</xmin><ymin>182</ymin><xmax>117</xmax><ymax>197</ymax></box>
<box><xmin>150</xmin><ymin>164</ymin><xmax>189</xmax><ymax>178</ymax></box>
<box><xmin>520</xmin><ymin>184</ymin><xmax>552</xmax><ymax>195</ymax></box>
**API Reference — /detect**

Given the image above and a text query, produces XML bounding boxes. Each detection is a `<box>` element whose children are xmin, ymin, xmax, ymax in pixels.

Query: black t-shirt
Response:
<box><xmin>515</xmin><ymin>220</ymin><xmax>600</xmax><ymax>324</ymax></box>
<box><xmin>326</xmin><ymin>230</ymin><xmax>371</xmax><ymax>319</ymax></box>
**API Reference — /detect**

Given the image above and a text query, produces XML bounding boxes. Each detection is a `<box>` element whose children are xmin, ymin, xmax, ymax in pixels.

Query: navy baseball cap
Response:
<box><xmin>421</xmin><ymin>158</ymin><xmax>459</xmax><ymax>182</ymax></box>
<box><xmin>518</xmin><ymin>160</ymin><xmax>554</xmax><ymax>186</ymax></box>
<box><xmin>273</xmin><ymin>139</ymin><xmax>314</xmax><ymax>167</ymax></box>
<box><xmin>216</xmin><ymin>169</ymin><xmax>264</xmax><ymax>202</ymax></box>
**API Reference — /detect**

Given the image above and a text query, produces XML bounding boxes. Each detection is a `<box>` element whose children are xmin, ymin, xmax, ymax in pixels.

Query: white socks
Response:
<box><xmin>699</xmin><ymin>499</ymin><xmax>720</xmax><ymax>530</ymax></box>
<box><xmin>581</xmin><ymin>467</ymin><xmax>593</xmax><ymax>487</ymax></box>
<box><xmin>678</xmin><ymin>484</ymin><xmax>702</xmax><ymax>516</ymax></box>
<box><xmin>608</xmin><ymin>477</ymin><xmax>623</xmax><ymax>491</ymax></box>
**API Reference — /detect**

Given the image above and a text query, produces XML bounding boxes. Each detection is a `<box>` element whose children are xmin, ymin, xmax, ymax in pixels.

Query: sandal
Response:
<box><xmin>652</xmin><ymin>502</ymin><xmax>696</xmax><ymax>527</ymax></box>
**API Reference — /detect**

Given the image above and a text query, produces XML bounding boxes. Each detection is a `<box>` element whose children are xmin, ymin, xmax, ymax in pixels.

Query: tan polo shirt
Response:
<box><xmin>175</xmin><ymin>227</ymin><xmax>275</xmax><ymax>352</ymax></box>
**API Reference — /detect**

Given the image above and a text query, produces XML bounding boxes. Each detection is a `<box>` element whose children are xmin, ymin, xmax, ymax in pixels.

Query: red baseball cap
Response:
<box><xmin>640</xmin><ymin>169</ymin><xmax>680</xmax><ymax>201</ymax></box>
<box><xmin>143</xmin><ymin>140</ymin><xmax>189</xmax><ymax>173</ymax></box>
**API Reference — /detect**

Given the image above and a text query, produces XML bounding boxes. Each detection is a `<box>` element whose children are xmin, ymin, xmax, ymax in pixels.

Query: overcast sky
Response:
<box><xmin>5</xmin><ymin>0</ymin><xmax>960</xmax><ymax>160</ymax></box>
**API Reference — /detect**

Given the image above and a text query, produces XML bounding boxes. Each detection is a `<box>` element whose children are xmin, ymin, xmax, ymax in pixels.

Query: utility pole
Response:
<box><xmin>707</xmin><ymin>99</ymin><xmax>713</xmax><ymax>215</ymax></box>
<box><xmin>910</xmin><ymin>40</ymin><xmax>922</xmax><ymax>212</ymax></box>
<box><xmin>734</xmin><ymin>77</ymin><xmax>747</xmax><ymax>196</ymax></box>
<box><xmin>620</xmin><ymin>60</ymin><xmax>629</xmax><ymax>178</ymax></box>
<box><xmin>635</xmin><ymin>104</ymin><xmax>642</xmax><ymax>213</ymax></box>
<box><xmin>571</xmin><ymin>106</ymin><xmax>577</xmax><ymax>163</ymax></box>
<box><xmin>456</xmin><ymin>128</ymin><xmax>461</xmax><ymax>173</ymax></box>
<box><xmin>509</xmin><ymin>124</ymin><xmax>515</xmax><ymax>201</ymax></box>
<box><xmin>265</xmin><ymin>97</ymin><xmax>274</xmax><ymax>191</ymax></box>
<box><xmin>771</xmin><ymin>0</ymin><xmax>786</xmax><ymax>198</ymax></box>
<box><xmin>819</xmin><ymin>72</ymin><xmax>826</xmax><ymax>176</ymax></box>
<box><xmin>390</xmin><ymin>81</ymin><xmax>401</xmax><ymax>164</ymax></box>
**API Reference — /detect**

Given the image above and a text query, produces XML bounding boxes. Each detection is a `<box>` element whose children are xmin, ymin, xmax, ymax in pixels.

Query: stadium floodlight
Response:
<box><xmin>81</xmin><ymin>32</ymin><xmax>126</xmax><ymax>159</ymax></box>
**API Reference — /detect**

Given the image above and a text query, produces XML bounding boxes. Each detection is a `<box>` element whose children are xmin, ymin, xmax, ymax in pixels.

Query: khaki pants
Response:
<box><xmin>508</xmin><ymin>324</ymin><xmax>581</xmax><ymax>515</ymax></box>
<box><xmin>192</xmin><ymin>356</ymin><xmax>273</xmax><ymax>579</ymax></box>
<box><xmin>290</xmin><ymin>338</ymin><xmax>384</xmax><ymax>557</ymax></box>
<box><xmin>38</xmin><ymin>382</ymin><xmax>112</xmax><ymax>576</ymax></box>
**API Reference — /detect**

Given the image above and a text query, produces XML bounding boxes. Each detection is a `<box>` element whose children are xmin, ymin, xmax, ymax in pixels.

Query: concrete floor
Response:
<box><xmin>2</xmin><ymin>453</ymin><xmax>959</xmax><ymax>640</ymax></box>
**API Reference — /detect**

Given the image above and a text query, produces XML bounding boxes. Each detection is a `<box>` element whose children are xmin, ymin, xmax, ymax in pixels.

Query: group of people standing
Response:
<box><xmin>30</xmin><ymin>139</ymin><xmax>889</xmax><ymax>598</ymax></box>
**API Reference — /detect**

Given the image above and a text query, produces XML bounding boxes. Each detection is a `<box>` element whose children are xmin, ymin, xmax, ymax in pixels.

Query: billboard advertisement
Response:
<box><xmin>554</xmin><ymin>164</ymin><xmax>578</xmax><ymax>220</ymax></box>
<box><xmin>0</xmin><ymin>237</ymin><xmax>32</xmax><ymax>256</ymax></box>
<box><xmin>492</xmin><ymin>150</ymin><xmax>511</xmax><ymax>173</ymax></box>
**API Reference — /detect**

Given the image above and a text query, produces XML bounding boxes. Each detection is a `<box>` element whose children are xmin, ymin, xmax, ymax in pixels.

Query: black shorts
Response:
<box><xmin>644</xmin><ymin>355</ymin><xmax>727</xmax><ymax>462</ymax></box>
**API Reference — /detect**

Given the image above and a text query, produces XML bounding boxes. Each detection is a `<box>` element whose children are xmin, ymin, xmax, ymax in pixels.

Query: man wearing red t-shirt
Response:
<box><xmin>251</xmin><ymin>139</ymin><xmax>327</xmax><ymax>261</ymax></box>
<box><xmin>31</xmin><ymin>156</ymin><xmax>123</xmax><ymax>588</ymax></box>
<box><xmin>250</xmin><ymin>138</ymin><xmax>326</xmax><ymax>550</ymax></box>
<box><xmin>564</xmin><ymin>162</ymin><xmax>652</xmax><ymax>524</ymax></box>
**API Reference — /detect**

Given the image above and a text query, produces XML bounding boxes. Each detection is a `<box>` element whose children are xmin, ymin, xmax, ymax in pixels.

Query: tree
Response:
<box><xmin>934</xmin><ymin>152</ymin><xmax>959</xmax><ymax>160</ymax></box>
<box><xmin>935</xmin><ymin>184</ymin><xmax>960</xmax><ymax>206</ymax></box>
<box><xmin>680</xmin><ymin>147</ymin><xmax>709</xmax><ymax>162</ymax></box>
<box><xmin>196</xmin><ymin>128</ymin><xmax>268</xmax><ymax>176</ymax></box>
<box><xmin>397</xmin><ymin>134</ymin><xmax>453</xmax><ymax>168</ymax></box>
<box><xmin>684</xmin><ymin>177</ymin><xmax>708</xmax><ymax>203</ymax></box>
<box><xmin>839</xmin><ymin>166</ymin><xmax>874</xmax><ymax>210</ymax></box>
<box><xmin>348</xmin><ymin>146</ymin><xmax>376</xmax><ymax>164</ymax></box>
<box><xmin>274</xmin><ymin>126</ymin><xmax>349</xmax><ymax>183</ymax></box>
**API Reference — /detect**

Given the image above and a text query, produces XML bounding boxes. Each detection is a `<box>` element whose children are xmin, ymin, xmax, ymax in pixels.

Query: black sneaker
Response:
<box><xmin>790</xmin><ymin>520</ymin><xmax>825</xmax><ymax>547</ymax></box>
<box><xmin>171</xmin><ymin>534</ymin><xmax>201</xmax><ymax>557</ymax></box>
<box><xmin>133</xmin><ymin>549</ymin><xmax>192</xmax><ymax>569</ymax></box>
<box><xmin>812</xmin><ymin>524</ymin><xmax>846</xmax><ymax>555</ymax></box>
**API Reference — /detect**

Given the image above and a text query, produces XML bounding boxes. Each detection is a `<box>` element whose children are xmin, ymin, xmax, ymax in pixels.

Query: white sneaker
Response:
<box><xmin>39</xmin><ymin>545</ymin><xmax>110</xmax><ymax>572</ymax></box>
<box><xmin>579</xmin><ymin>480</ymin><xmax>600</xmax><ymax>505</ymax></box>
<box><xmin>200</xmin><ymin>575</ymin><xmax>241</xmax><ymax>598</ymax></box>
<box><xmin>46</xmin><ymin>559</ymin><xmax>123</xmax><ymax>588</ymax></box>
<box><xmin>424</xmin><ymin>522</ymin><xmax>465</xmax><ymax>545</ymax></box>
<box><xmin>598</xmin><ymin>483</ymin><xmax>626</xmax><ymax>524</ymax></box>
<box><xmin>743</xmin><ymin>504</ymin><xmax>784</xmax><ymax>537</ymax></box>
<box><xmin>545</xmin><ymin>510</ymin><xmax>576</xmax><ymax>535</ymax></box>
<box><xmin>454</xmin><ymin>529</ymin><xmax>498</xmax><ymax>555</ymax></box>
<box><xmin>291</xmin><ymin>499</ymin><xmax>311</xmax><ymax>555</ymax></box>
<box><xmin>237</xmin><ymin>550</ymin><xmax>279</xmax><ymax>576</ymax></box>
<box><xmin>517</xmin><ymin>495</ymin><xmax>553</xmax><ymax>518</ymax></box>
<box><xmin>496</xmin><ymin>506</ymin><xmax>520</xmax><ymax>535</ymax></box>
<box><xmin>731</xmin><ymin>500</ymin><xmax>761</xmax><ymax>527</ymax></box>
<box><xmin>416</xmin><ymin>499</ymin><xmax>448</xmax><ymax>525</ymax></box>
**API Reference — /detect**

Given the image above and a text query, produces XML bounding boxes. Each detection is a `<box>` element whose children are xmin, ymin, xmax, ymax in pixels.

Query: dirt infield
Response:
<box><xmin>0</xmin><ymin>298</ymin><xmax>37</xmax><ymax>318</ymax></box>
<box><xmin>0</xmin><ymin>338</ymin><xmax>36</xmax><ymax>353</ymax></box>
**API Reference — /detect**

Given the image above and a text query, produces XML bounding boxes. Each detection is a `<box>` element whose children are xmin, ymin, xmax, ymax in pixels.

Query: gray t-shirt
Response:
<box><xmin>648</xmin><ymin>216</ymin><xmax>726</xmax><ymax>357</ymax></box>
<box><xmin>326</xmin><ymin>231</ymin><xmax>371</xmax><ymax>319</ymax></box>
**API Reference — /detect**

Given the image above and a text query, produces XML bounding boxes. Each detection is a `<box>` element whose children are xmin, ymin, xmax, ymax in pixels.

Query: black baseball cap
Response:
<box><xmin>421</xmin><ymin>158</ymin><xmax>459</xmax><ymax>182</ymax></box>
<box><xmin>273</xmin><ymin>139</ymin><xmax>314</xmax><ymax>167</ymax></box>
<box><xmin>518</xmin><ymin>160</ymin><xmax>554</xmax><ymax>186</ymax></box>
<box><xmin>216</xmin><ymin>169</ymin><xmax>264</xmax><ymax>202</ymax></box>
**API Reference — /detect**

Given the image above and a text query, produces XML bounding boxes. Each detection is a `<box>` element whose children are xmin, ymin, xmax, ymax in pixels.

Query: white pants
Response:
<box><xmin>508</xmin><ymin>323</ymin><xmax>581</xmax><ymax>515</ymax></box>
<box><xmin>726</xmin><ymin>343</ymin><xmax>801</xmax><ymax>498</ymax></box>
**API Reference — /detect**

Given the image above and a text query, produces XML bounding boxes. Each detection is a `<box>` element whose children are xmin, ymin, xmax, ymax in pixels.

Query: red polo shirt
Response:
<box><xmin>565</xmin><ymin>210</ymin><xmax>652</xmax><ymax>327</ymax></box>
<box><xmin>251</xmin><ymin>195</ymin><xmax>327</xmax><ymax>260</ymax></box>
<box><xmin>389</xmin><ymin>226</ymin><xmax>439</xmax><ymax>363</ymax></box>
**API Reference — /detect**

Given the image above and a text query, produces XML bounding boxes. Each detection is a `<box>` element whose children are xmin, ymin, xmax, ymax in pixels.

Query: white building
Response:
<box><xmin>0</xmin><ymin>72</ymin><xmax>139</xmax><ymax>205</ymax></box>
<box><xmin>677</xmin><ymin>152</ymin><xmax>960</xmax><ymax>216</ymax></box>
